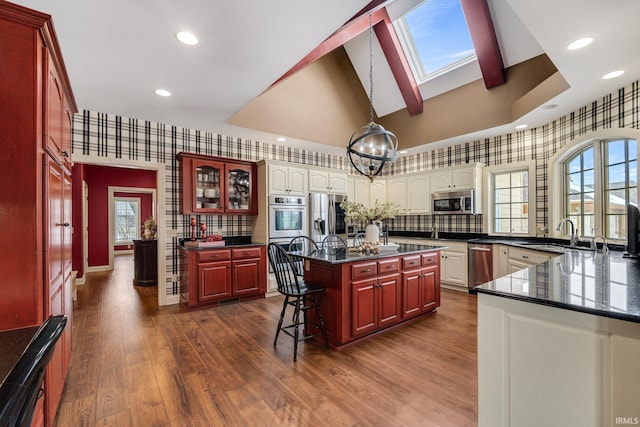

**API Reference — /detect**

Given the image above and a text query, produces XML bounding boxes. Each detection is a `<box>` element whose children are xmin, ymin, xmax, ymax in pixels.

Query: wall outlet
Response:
<box><xmin>168</xmin><ymin>229</ymin><xmax>178</xmax><ymax>238</ymax></box>
<box><xmin>536</xmin><ymin>224</ymin><xmax>548</xmax><ymax>235</ymax></box>
<box><xmin>171</xmin><ymin>274</ymin><xmax>178</xmax><ymax>282</ymax></box>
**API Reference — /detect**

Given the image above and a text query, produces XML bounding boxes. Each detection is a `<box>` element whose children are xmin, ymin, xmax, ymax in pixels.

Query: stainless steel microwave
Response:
<box><xmin>432</xmin><ymin>190</ymin><xmax>476</xmax><ymax>214</ymax></box>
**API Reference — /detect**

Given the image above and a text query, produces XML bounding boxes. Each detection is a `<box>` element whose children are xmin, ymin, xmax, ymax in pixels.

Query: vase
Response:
<box><xmin>144</xmin><ymin>228</ymin><xmax>155</xmax><ymax>239</ymax></box>
<box><xmin>365</xmin><ymin>222</ymin><xmax>380</xmax><ymax>244</ymax></box>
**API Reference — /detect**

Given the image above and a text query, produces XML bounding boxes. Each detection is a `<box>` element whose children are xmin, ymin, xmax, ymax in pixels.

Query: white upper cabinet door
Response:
<box><xmin>430</xmin><ymin>170</ymin><xmax>453</xmax><ymax>193</ymax></box>
<box><xmin>308</xmin><ymin>169</ymin><xmax>330</xmax><ymax>192</ymax></box>
<box><xmin>370</xmin><ymin>180</ymin><xmax>387</xmax><ymax>205</ymax></box>
<box><xmin>386</xmin><ymin>177</ymin><xmax>406</xmax><ymax>207</ymax></box>
<box><xmin>351</xmin><ymin>177</ymin><xmax>371</xmax><ymax>207</ymax></box>
<box><xmin>407</xmin><ymin>174</ymin><xmax>430</xmax><ymax>213</ymax></box>
<box><xmin>268</xmin><ymin>164</ymin><xmax>308</xmax><ymax>195</ymax></box>
<box><xmin>268</xmin><ymin>164</ymin><xmax>289</xmax><ymax>194</ymax></box>
<box><xmin>329</xmin><ymin>173</ymin><xmax>348</xmax><ymax>194</ymax></box>
<box><xmin>309</xmin><ymin>169</ymin><xmax>347</xmax><ymax>194</ymax></box>
<box><xmin>287</xmin><ymin>166</ymin><xmax>308</xmax><ymax>195</ymax></box>
<box><xmin>454</xmin><ymin>168</ymin><xmax>474</xmax><ymax>189</ymax></box>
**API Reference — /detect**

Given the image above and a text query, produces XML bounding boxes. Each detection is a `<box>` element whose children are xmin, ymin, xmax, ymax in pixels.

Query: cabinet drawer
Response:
<box><xmin>351</xmin><ymin>261</ymin><xmax>377</xmax><ymax>280</ymax></box>
<box><xmin>197</xmin><ymin>249</ymin><xmax>231</xmax><ymax>263</ymax></box>
<box><xmin>421</xmin><ymin>252</ymin><xmax>439</xmax><ymax>266</ymax></box>
<box><xmin>402</xmin><ymin>255</ymin><xmax>422</xmax><ymax>270</ymax></box>
<box><xmin>378</xmin><ymin>258</ymin><xmax>400</xmax><ymax>275</ymax></box>
<box><xmin>508</xmin><ymin>247</ymin><xmax>553</xmax><ymax>265</ymax></box>
<box><xmin>232</xmin><ymin>247</ymin><xmax>262</xmax><ymax>260</ymax></box>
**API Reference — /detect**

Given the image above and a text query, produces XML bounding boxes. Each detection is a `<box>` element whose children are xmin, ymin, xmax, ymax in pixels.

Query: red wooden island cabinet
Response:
<box><xmin>301</xmin><ymin>245</ymin><xmax>443</xmax><ymax>349</ymax></box>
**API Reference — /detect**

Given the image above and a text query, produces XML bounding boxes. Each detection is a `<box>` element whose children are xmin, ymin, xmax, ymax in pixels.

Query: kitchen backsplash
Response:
<box><xmin>72</xmin><ymin>79</ymin><xmax>640</xmax><ymax>298</ymax></box>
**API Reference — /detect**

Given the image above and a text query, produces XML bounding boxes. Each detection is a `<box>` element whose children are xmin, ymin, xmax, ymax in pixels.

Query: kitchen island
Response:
<box><xmin>298</xmin><ymin>243</ymin><xmax>446</xmax><ymax>349</ymax></box>
<box><xmin>474</xmin><ymin>250</ymin><xmax>640</xmax><ymax>427</ymax></box>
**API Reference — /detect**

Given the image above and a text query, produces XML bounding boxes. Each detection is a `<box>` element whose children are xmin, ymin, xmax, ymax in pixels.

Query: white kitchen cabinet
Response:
<box><xmin>347</xmin><ymin>176</ymin><xmax>371</xmax><ymax>207</ymax></box>
<box><xmin>268</xmin><ymin>163</ymin><xmax>307</xmax><ymax>195</ymax></box>
<box><xmin>429</xmin><ymin>163</ymin><xmax>482</xmax><ymax>193</ymax></box>
<box><xmin>370</xmin><ymin>180</ymin><xmax>387</xmax><ymax>205</ymax></box>
<box><xmin>493</xmin><ymin>244</ymin><xmax>510</xmax><ymax>279</ymax></box>
<box><xmin>508</xmin><ymin>246</ymin><xmax>554</xmax><ymax>272</ymax></box>
<box><xmin>406</xmin><ymin>174</ymin><xmax>430</xmax><ymax>213</ymax></box>
<box><xmin>309</xmin><ymin>169</ymin><xmax>347</xmax><ymax>194</ymax></box>
<box><xmin>422</xmin><ymin>239</ymin><xmax>468</xmax><ymax>290</ymax></box>
<box><xmin>386</xmin><ymin>177</ymin><xmax>406</xmax><ymax>207</ymax></box>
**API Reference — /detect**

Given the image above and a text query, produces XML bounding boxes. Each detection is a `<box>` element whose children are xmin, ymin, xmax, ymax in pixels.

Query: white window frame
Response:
<box><xmin>483</xmin><ymin>161</ymin><xmax>536</xmax><ymax>237</ymax></box>
<box><xmin>549</xmin><ymin>129</ymin><xmax>640</xmax><ymax>242</ymax></box>
<box><xmin>114</xmin><ymin>197</ymin><xmax>140</xmax><ymax>244</ymax></box>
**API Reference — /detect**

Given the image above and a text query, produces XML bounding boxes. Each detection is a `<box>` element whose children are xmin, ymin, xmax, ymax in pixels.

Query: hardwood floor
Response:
<box><xmin>55</xmin><ymin>255</ymin><xmax>478</xmax><ymax>426</ymax></box>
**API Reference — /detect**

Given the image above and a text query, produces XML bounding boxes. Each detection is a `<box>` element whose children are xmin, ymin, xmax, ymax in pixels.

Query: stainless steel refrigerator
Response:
<box><xmin>309</xmin><ymin>192</ymin><xmax>347</xmax><ymax>244</ymax></box>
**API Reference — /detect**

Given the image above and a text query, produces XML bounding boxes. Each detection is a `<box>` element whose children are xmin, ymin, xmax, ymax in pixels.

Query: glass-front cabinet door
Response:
<box><xmin>192</xmin><ymin>159</ymin><xmax>224</xmax><ymax>213</ymax></box>
<box><xmin>177</xmin><ymin>152</ymin><xmax>257</xmax><ymax>215</ymax></box>
<box><xmin>227</xmin><ymin>164</ymin><xmax>252</xmax><ymax>214</ymax></box>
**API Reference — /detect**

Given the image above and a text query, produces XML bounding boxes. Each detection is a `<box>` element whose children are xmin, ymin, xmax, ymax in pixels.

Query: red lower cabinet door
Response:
<box><xmin>198</xmin><ymin>262</ymin><xmax>232</xmax><ymax>302</ymax></box>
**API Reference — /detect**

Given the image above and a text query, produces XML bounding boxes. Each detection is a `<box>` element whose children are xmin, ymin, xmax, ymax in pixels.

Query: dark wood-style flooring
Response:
<box><xmin>54</xmin><ymin>255</ymin><xmax>478</xmax><ymax>426</ymax></box>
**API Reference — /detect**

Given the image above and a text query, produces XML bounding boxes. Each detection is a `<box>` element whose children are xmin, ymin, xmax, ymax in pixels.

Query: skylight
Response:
<box><xmin>395</xmin><ymin>0</ymin><xmax>477</xmax><ymax>83</ymax></box>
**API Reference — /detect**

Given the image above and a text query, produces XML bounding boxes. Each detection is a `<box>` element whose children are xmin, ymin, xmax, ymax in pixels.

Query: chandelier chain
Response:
<box><xmin>368</xmin><ymin>14</ymin><xmax>374</xmax><ymax>123</ymax></box>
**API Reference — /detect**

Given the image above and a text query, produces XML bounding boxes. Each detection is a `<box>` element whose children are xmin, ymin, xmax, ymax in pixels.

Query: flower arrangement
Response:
<box><xmin>143</xmin><ymin>216</ymin><xmax>157</xmax><ymax>231</ymax></box>
<box><xmin>341</xmin><ymin>200</ymin><xmax>405</xmax><ymax>224</ymax></box>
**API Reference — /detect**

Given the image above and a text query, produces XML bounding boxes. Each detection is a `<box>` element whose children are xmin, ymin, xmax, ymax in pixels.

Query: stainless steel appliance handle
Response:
<box><xmin>469</xmin><ymin>246</ymin><xmax>492</xmax><ymax>252</ymax></box>
<box><xmin>328</xmin><ymin>197</ymin><xmax>335</xmax><ymax>234</ymax></box>
<box><xmin>460</xmin><ymin>196</ymin><xmax>465</xmax><ymax>213</ymax></box>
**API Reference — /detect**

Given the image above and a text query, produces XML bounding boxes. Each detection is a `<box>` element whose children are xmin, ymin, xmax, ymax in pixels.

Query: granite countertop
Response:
<box><xmin>295</xmin><ymin>243</ymin><xmax>447</xmax><ymax>264</ymax></box>
<box><xmin>179</xmin><ymin>236</ymin><xmax>265</xmax><ymax>250</ymax></box>
<box><xmin>0</xmin><ymin>326</ymin><xmax>39</xmax><ymax>385</ymax></box>
<box><xmin>475</xmin><ymin>250</ymin><xmax>640</xmax><ymax>324</ymax></box>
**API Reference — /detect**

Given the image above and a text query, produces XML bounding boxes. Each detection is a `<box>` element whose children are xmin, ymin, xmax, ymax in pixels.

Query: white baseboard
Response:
<box><xmin>86</xmin><ymin>265</ymin><xmax>112</xmax><ymax>273</ymax></box>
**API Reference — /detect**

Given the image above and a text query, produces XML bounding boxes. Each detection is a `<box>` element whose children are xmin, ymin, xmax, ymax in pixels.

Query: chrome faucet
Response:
<box><xmin>590</xmin><ymin>234</ymin><xmax>609</xmax><ymax>254</ymax></box>
<box><xmin>556</xmin><ymin>218</ymin><xmax>579</xmax><ymax>247</ymax></box>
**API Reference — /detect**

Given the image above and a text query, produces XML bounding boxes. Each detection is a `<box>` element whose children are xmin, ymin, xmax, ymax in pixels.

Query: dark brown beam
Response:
<box><xmin>374</xmin><ymin>10</ymin><xmax>423</xmax><ymax>115</ymax></box>
<box><xmin>460</xmin><ymin>0</ymin><xmax>505</xmax><ymax>88</ymax></box>
<box><xmin>271</xmin><ymin>8</ymin><xmax>387</xmax><ymax>87</ymax></box>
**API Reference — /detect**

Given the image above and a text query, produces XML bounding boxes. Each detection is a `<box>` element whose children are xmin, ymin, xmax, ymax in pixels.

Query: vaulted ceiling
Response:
<box><xmin>12</xmin><ymin>0</ymin><xmax>640</xmax><ymax>155</ymax></box>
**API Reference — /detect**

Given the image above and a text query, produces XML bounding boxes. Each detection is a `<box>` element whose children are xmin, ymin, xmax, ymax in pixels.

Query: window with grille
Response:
<box><xmin>114</xmin><ymin>197</ymin><xmax>140</xmax><ymax>243</ymax></box>
<box><xmin>562</xmin><ymin>139</ymin><xmax>637</xmax><ymax>240</ymax></box>
<box><xmin>493</xmin><ymin>170</ymin><xmax>529</xmax><ymax>235</ymax></box>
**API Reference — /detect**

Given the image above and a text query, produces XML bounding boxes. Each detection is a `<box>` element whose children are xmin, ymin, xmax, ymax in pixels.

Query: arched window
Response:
<box><xmin>562</xmin><ymin>139</ymin><xmax>637</xmax><ymax>240</ymax></box>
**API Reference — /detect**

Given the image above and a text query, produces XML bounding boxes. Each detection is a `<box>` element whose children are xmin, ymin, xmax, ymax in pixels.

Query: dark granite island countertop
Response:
<box><xmin>0</xmin><ymin>326</ymin><xmax>39</xmax><ymax>385</ymax></box>
<box><xmin>297</xmin><ymin>243</ymin><xmax>448</xmax><ymax>264</ymax></box>
<box><xmin>475</xmin><ymin>250</ymin><xmax>640</xmax><ymax>324</ymax></box>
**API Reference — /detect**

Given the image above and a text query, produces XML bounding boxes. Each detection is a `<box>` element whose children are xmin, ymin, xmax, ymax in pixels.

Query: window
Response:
<box><xmin>114</xmin><ymin>197</ymin><xmax>140</xmax><ymax>243</ymax></box>
<box><xmin>494</xmin><ymin>170</ymin><xmax>529</xmax><ymax>234</ymax></box>
<box><xmin>562</xmin><ymin>139</ymin><xmax>637</xmax><ymax>240</ymax></box>
<box><xmin>395</xmin><ymin>0</ymin><xmax>477</xmax><ymax>83</ymax></box>
<box><xmin>485</xmin><ymin>162</ymin><xmax>535</xmax><ymax>236</ymax></box>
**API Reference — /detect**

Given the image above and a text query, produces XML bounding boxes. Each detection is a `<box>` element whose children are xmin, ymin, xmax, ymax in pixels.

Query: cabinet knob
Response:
<box><xmin>61</xmin><ymin>150</ymin><xmax>69</xmax><ymax>158</ymax></box>
<box><xmin>56</xmin><ymin>223</ymin><xmax>70</xmax><ymax>227</ymax></box>
<box><xmin>522</xmin><ymin>255</ymin><xmax>529</xmax><ymax>259</ymax></box>
<box><xmin>362</xmin><ymin>269</ymin><xmax>371</xmax><ymax>273</ymax></box>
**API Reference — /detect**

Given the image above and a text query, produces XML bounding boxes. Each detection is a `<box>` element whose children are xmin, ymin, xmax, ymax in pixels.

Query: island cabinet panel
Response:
<box><xmin>305</xmin><ymin>250</ymin><xmax>440</xmax><ymax>349</ymax></box>
<box><xmin>180</xmin><ymin>245</ymin><xmax>266</xmax><ymax>310</ymax></box>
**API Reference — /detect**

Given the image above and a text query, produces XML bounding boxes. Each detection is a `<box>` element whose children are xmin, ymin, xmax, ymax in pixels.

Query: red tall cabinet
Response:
<box><xmin>0</xmin><ymin>3</ymin><xmax>77</xmax><ymax>426</ymax></box>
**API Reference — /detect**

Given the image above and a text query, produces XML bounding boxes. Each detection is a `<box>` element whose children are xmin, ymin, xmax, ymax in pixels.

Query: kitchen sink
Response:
<box><xmin>517</xmin><ymin>242</ymin><xmax>592</xmax><ymax>253</ymax></box>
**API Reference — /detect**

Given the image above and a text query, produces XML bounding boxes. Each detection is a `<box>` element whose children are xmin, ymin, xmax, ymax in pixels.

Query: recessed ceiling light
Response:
<box><xmin>602</xmin><ymin>70</ymin><xmax>624</xmax><ymax>80</ymax></box>
<box><xmin>398</xmin><ymin>150</ymin><xmax>408</xmax><ymax>154</ymax></box>
<box><xmin>176</xmin><ymin>31</ymin><xmax>198</xmax><ymax>46</ymax></box>
<box><xmin>154</xmin><ymin>89</ymin><xmax>171</xmax><ymax>97</ymax></box>
<box><xmin>567</xmin><ymin>37</ymin><xmax>593</xmax><ymax>50</ymax></box>
<box><xmin>542</xmin><ymin>104</ymin><xmax>558</xmax><ymax>110</ymax></box>
<box><xmin>515</xmin><ymin>124</ymin><xmax>528</xmax><ymax>130</ymax></box>
<box><xmin>276</xmin><ymin>137</ymin><xmax>286</xmax><ymax>142</ymax></box>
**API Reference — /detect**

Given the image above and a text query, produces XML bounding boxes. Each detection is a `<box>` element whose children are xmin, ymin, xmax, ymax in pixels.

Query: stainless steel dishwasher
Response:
<box><xmin>468</xmin><ymin>243</ymin><xmax>493</xmax><ymax>290</ymax></box>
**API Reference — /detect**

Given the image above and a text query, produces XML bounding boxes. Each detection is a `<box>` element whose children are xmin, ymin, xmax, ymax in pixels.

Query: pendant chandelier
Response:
<box><xmin>347</xmin><ymin>14</ymin><xmax>398</xmax><ymax>182</ymax></box>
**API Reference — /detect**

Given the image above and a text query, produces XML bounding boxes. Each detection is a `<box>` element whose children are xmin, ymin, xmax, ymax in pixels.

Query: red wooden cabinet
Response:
<box><xmin>402</xmin><ymin>253</ymin><xmax>441</xmax><ymax>319</ymax></box>
<box><xmin>177</xmin><ymin>152</ymin><xmax>258</xmax><ymax>215</ymax></box>
<box><xmin>0</xmin><ymin>3</ymin><xmax>77</xmax><ymax>426</ymax></box>
<box><xmin>180</xmin><ymin>245</ymin><xmax>266</xmax><ymax>310</ymax></box>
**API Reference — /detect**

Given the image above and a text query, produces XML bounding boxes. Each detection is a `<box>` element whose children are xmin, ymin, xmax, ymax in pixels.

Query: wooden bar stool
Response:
<box><xmin>267</xmin><ymin>242</ymin><xmax>328</xmax><ymax>362</ymax></box>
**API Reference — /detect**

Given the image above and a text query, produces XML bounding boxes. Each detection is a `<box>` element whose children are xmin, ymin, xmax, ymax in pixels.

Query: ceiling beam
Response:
<box><xmin>374</xmin><ymin>10</ymin><xmax>423</xmax><ymax>115</ymax></box>
<box><xmin>272</xmin><ymin>5</ymin><xmax>423</xmax><ymax>115</ymax></box>
<box><xmin>460</xmin><ymin>0</ymin><xmax>505</xmax><ymax>88</ymax></box>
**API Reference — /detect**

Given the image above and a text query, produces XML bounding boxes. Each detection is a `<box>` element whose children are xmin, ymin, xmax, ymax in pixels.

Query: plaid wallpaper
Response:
<box><xmin>72</xmin><ymin>80</ymin><xmax>640</xmax><ymax>298</ymax></box>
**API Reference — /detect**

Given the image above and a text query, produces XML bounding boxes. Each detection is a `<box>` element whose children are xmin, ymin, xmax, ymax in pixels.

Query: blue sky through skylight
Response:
<box><xmin>404</xmin><ymin>0</ymin><xmax>476</xmax><ymax>76</ymax></box>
